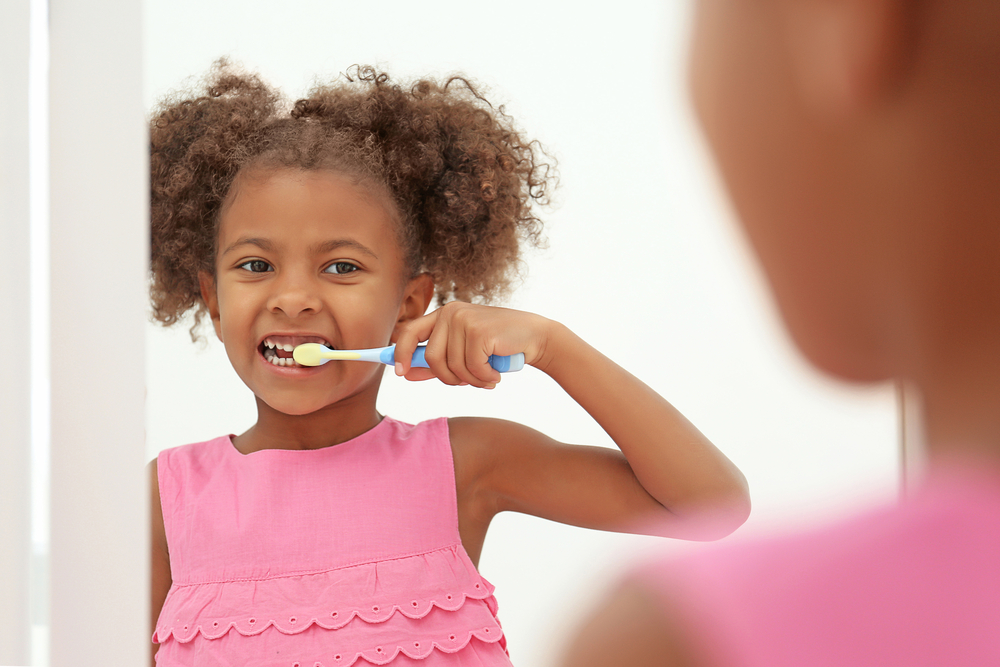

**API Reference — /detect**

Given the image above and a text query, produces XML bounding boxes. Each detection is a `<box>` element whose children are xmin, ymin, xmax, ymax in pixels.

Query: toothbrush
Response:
<box><xmin>292</xmin><ymin>343</ymin><xmax>525</xmax><ymax>373</ymax></box>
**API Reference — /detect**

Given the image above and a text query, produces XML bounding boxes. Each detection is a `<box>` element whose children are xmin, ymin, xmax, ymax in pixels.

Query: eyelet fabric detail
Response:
<box><xmin>153</xmin><ymin>545</ymin><xmax>502</xmax><ymax>655</ymax></box>
<box><xmin>156</xmin><ymin>610</ymin><xmax>505</xmax><ymax>666</ymax></box>
<box><xmin>153</xmin><ymin>545</ymin><xmax>506</xmax><ymax>667</ymax></box>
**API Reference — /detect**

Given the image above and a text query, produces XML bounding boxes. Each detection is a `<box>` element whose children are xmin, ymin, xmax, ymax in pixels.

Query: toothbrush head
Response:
<box><xmin>292</xmin><ymin>343</ymin><xmax>327</xmax><ymax>367</ymax></box>
<box><xmin>292</xmin><ymin>343</ymin><xmax>364</xmax><ymax>366</ymax></box>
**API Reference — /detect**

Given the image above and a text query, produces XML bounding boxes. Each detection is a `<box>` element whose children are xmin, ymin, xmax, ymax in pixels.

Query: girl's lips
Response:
<box><xmin>257</xmin><ymin>348</ymin><xmax>326</xmax><ymax>374</ymax></box>
<box><xmin>257</xmin><ymin>334</ymin><xmax>334</xmax><ymax>370</ymax></box>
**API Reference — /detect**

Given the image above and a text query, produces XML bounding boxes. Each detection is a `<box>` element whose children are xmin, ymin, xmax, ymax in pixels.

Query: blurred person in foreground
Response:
<box><xmin>559</xmin><ymin>1</ymin><xmax>1000</xmax><ymax>665</ymax></box>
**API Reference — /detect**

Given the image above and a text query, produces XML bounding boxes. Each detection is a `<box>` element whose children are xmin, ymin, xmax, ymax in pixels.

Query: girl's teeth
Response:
<box><xmin>264</xmin><ymin>352</ymin><xmax>300</xmax><ymax>368</ymax></box>
<box><xmin>262</xmin><ymin>338</ymin><xmax>330</xmax><ymax>367</ymax></box>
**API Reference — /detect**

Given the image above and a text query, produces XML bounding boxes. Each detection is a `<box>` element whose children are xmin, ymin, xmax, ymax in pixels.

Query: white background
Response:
<box><xmin>144</xmin><ymin>2</ymin><xmax>898</xmax><ymax>665</ymax></box>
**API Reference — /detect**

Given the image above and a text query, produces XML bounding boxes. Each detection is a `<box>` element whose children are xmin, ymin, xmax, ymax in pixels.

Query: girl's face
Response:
<box><xmin>200</xmin><ymin>168</ymin><xmax>432</xmax><ymax>416</ymax></box>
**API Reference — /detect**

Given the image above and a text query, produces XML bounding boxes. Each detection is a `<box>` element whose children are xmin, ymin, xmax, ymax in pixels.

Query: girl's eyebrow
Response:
<box><xmin>222</xmin><ymin>236</ymin><xmax>274</xmax><ymax>256</ymax></box>
<box><xmin>221</xmin><ymin>237</ymin><xmax>378</xmax><ymax>259</ymax></box>
<box><xmin>313</xmin><ymin>239</ymin><xmax>378</xmax><ymax>259</ymax></box>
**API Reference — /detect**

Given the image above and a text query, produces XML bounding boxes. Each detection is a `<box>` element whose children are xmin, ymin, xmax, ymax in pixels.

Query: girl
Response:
<box><xmin>148</xmin><ymin>62</ymin><xmax>750</xmax><ymax>667</ymax></box>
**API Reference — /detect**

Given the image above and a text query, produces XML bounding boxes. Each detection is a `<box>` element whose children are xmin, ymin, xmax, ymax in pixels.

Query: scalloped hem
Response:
<box><xmin>289</xmin><ymin>627</ymin><xmax>501</xmax><ymax>666</ymax></box>
<box><xmin>155</xmin><ymin>589</ymin><xmax>498</xmax><ymax>643</ymax></box>
<box><xmin>154</xmin><ymin>622</ymin><xmax>509</xmax><ymax>667</ymax></box>
<box><xmin>155</xmin><ymin>543</ymin><xmax>496</xmax><ymax>644</ymax></box>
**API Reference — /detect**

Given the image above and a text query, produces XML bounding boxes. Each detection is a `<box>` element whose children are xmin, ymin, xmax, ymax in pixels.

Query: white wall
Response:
<box><xmin>48</xmin><ymin>1</ymin><xmax>147</xmax><ymax>665</ymax></box>
<box><xmin>0</xmin><ymin>0</ymin><xmax>33</xmax><ymax>662</ymax></box>
<box><xmin>144</xmin><ymin>2</ymin><xmax>899</xmax><ymax>666</ymax></box>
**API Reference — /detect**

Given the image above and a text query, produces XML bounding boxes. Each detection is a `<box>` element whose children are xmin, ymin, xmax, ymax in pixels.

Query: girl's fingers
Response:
<box><xmin>401</xmin><ymin>367</ymin><xmax>437</xmax><ymax>382</ymax></box>
<box><xmin>423</xmin><ymin>319</ymin><xmax>464</xmax><ymax>386</ymax></box>
<box><xmin>395</xmin><ymin>302</ymin><xmax>507</xmax><ymax>389</ymax></box>
<box><xmin>393</xmin><ymin>311</ymin><xmax>439</xmax><ymax>376</ymax></box>
<box><xmin>466</xmin><ymin>335</ymin><xmax>502</xmax><ymax>385</ymax></box>
<box><xmin>442</xmin><ymin>317</ymin><xmax>498</xmax><ymax>389</ymax></box>
<box><xmin>444</xmin><ymin>326</ymin><xmax>484</xmax><ymax>388</ymax></box>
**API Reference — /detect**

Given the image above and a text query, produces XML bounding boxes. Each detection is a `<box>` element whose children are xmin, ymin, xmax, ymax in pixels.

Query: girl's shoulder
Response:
<box><xmin>156</xmin><ymin>434</ymin><xmax>235</xmax><ymax>461</ymax></box>
<box><xmin>152</xmin><ymin>434</ymin><xmax>238</xmax><ymax>489</ymax></box>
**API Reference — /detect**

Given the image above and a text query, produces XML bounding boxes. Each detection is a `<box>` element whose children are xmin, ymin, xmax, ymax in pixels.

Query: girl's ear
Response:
<box><xmin>198</xmin><ymin>271</ymin><xmax>225</xmax><ymax>342</ymax></box>
<box><xmin>392</xmin><ymin>273</ymin><xmax>435</xmax><ymax>337</ymax></box>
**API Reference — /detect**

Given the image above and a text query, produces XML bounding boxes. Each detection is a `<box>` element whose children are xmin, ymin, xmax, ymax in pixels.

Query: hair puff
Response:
<box><xmin>149</xmin><ymin>60</ymin><xmax>555</xmax><ymax>332</ymax></box>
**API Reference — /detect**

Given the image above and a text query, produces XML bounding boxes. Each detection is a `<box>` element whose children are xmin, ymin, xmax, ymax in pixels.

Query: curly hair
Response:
<box><xmin>149</xmin><ymin>60</ymin><xmax>555</xmax><ymax>331</ymax></box>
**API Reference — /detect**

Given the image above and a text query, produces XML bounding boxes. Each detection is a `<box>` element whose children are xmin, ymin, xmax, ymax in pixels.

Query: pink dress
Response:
<box><xmin>638</xmin><ymin>459</ymin><xmax>1000</xmax><ymax>666</ymax></box>
<box><xmin>153</xmin><ymin>417</ymin><xmax>511</xmax><ymax>667</ymax></box>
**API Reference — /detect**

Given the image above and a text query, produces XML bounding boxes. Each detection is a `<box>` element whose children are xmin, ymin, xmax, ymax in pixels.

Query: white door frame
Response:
<box><xmin>1</xmin><ymin>0</ymin><xmax>33</xmax><ymax>662</ymax></box>
<box><xmin>47</xmin><ymin>1</ymin><xmax>148</xmax><ymax>664</ymax></box>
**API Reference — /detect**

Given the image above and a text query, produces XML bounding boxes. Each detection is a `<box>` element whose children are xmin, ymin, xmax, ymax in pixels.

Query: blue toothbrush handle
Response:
<box><xmin>403</xmin><ymin>346</ymin><xmax>525</xmax><ymax>373</ymax></box>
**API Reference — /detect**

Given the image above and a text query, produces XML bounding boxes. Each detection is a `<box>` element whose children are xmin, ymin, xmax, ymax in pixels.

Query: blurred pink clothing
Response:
<box><xmin>154</xmin><ymin>417</ymin><xmax>511</xmax><ymax>667</ymax></box>
<box><xmin>641</xmin><ymin>460</ymin><xmax>1000</xmax><ymax>666</ymax></box>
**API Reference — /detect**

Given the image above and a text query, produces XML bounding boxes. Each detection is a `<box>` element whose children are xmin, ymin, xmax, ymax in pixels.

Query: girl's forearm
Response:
<box><xmin>535</xmin><ymin>321</ymin><xmax>751</xmax><ymax>536</ymax></box>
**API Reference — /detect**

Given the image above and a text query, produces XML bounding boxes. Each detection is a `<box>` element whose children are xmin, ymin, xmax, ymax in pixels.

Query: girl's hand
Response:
<box><xmin>392</xmin><ymin>302</ymin><xmax>554</xmax><ymax>388</ymax></box>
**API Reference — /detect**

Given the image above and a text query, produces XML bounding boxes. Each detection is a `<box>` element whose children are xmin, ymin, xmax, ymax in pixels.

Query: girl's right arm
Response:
<box><xmin>394</xmin><ymin>302</ymin><xmax>750</xmax><ymax>541</ymax></box>
<box><xmin>149</xmin><ymin>460</ymin><xmax>172</xmax><ymax>666</ymax></box>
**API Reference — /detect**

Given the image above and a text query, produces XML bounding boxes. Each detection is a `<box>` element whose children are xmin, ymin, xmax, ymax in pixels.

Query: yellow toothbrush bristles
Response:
<box><xmin>292</xmin><ymin>343</ymin><xmax>362</xmax><ymax>367</ymax></box>
<box><xmin>292</xmin><ymin>343</ymin><xmax>326</xmax><ymax>367</ymax></box>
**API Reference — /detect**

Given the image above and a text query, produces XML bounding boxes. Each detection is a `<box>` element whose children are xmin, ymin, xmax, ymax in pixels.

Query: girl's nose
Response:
<box><xmin>266</xmin><ymin>273</ymin><xmax>323</xmax><ymax>318</ymax></box>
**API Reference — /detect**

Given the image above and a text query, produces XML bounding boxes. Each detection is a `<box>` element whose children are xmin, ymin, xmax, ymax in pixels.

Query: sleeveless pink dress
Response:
<box><xmin>153</xmin><ymin>417</ymin><xmax>511</xmax><ymax>667</ymax></box>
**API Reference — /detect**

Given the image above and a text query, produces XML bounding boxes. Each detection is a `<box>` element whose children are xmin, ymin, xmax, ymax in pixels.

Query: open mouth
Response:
<box><xmin>259</xmin><ymin>335</ymin><xmax>332</xmax><ymax>368</ymax></box>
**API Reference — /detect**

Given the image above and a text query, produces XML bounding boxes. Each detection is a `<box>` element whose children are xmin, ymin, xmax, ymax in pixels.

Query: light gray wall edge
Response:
<box><xmin>0</xmin><ymin>0</ymin><xmax>34</xmax><ymax>662</ymax></box>
<box><xmin>48</xmin><ymin>0</ymin><xmax>148</xmax><ymax>664</ymax></box>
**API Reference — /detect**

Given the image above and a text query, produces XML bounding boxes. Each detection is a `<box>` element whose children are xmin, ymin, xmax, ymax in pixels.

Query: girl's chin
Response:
<box><xmin>254</xmin><ymin>384</ymin><xmax>378</xmax><ymax>418</ymax></box>
<box><xmin>262</xmin><ymin>397</ymin><xmax>335</xmax><ymax>417</ymax></box>
<box><xmin>243</xmin><ymin>361</ymin><xmax>384</xmax><ymax>417</ymax></box>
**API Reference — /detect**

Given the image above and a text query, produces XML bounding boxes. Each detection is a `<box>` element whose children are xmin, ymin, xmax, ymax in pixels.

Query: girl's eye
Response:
<box><xmin>238</xmin><ymin>259</ymin><xmax>272</xmax><ymax>273</ymax></box>
<box><xmin>324</xmin><ymin>261</ymin><xmax>359</xmax><ymax>275</ymax></box>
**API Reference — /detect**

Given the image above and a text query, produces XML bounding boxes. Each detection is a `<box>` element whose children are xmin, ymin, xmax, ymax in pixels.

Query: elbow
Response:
<box><xmin>701</xmin><ymin>473</ymin><xmax>752</xmax><ymax>540</ymax></box>
<box><xmin>726</xmin><ymin>468</ymin><xmax>752</xmax><ymax>529</ymax></box>
<box><xmin>700</xmin><ymin>467</ymin><xmax>752</xmax><ymax>540</ymax></box>
<box><xmin>702</xmin><ymin>486</ymin><xmax>752</xmax><ymax>540</ymax></box>
<box><xmin>658</xmin><ymin>474</ymin><xmax>752</xmax><ymax>542</ymax></box>
<box><xmin>673</xmin><ymin>496</ymin><xmax>750</xmax><ymax>541</ymax></box>
<box><xmin>633</xmin><ymin>464</ymin><xmax>751</xmax><ymax>541</ymax></box>
<box><xmin>680</xmin><ymin>456</ymin><xmax>752</xmax><ymax>541</ymax></box>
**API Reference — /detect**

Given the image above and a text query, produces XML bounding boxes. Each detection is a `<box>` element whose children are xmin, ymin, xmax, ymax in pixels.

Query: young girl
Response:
<box><xmin>147</xmin><ymin>62</ymin><xmax>750</xmax><ymax>667</ymax></box>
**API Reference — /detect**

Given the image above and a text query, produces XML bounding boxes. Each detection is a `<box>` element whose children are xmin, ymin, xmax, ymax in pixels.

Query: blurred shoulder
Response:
<box><xmin>558</xmin><ymin>580</ymin><xmax>706</xmax><ymax>667</ymax></box>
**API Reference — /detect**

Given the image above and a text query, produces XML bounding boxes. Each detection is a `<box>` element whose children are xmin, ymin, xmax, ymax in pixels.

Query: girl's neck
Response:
<box><xmin>233</xmin><ymin>388</ymin><xmax>383</xmax><ymax>455</ymax></box>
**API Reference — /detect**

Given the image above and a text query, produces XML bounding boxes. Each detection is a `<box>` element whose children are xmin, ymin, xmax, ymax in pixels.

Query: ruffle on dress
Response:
<box><xmin>153</xmin><ymin>544</ymin><xmax>508</xmax><ymax>666</ymax></box>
